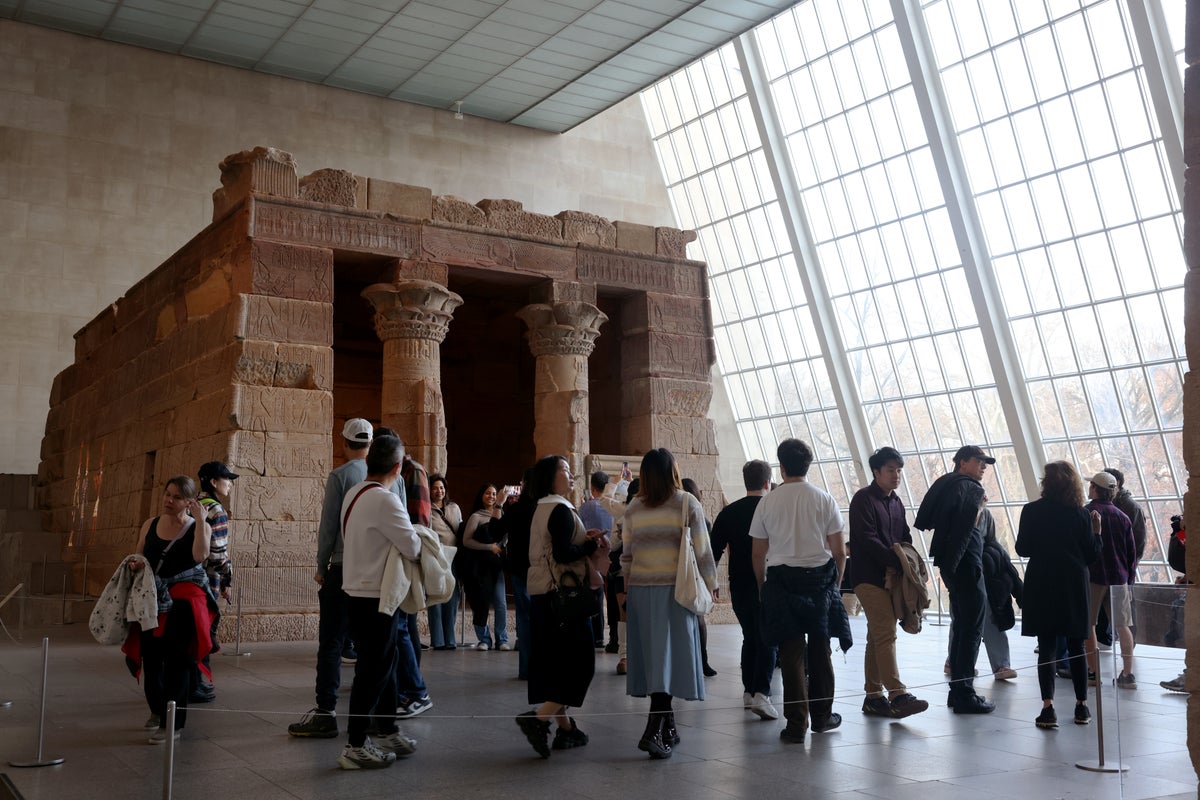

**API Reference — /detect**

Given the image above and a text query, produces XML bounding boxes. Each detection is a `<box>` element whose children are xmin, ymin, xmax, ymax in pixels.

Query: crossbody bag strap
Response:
<box><xmin>342</xmin><ymin>483</ymin><xmax>384</xmax><ymax>537</ymax></box>
<box><xmin>155</xmin><ymin>517</ymin><xmax>195</xmax><ymax>575</ymax></box>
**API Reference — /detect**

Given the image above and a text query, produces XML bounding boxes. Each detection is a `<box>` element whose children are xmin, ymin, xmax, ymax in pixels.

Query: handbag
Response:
<box><xmin>548</xmin><ymin>565</ymin><xmax>599</xmax><ymax>625</ymax></box>
<box><xmin>674</xmin><ymin>494</ymin><xmax>714</xmax><ymax>615</ymax></box>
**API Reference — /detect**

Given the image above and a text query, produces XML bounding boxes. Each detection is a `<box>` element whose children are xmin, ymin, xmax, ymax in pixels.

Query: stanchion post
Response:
<box><xmin>1076</xmin><ymin>592</ymin><xmax>1128</xmax><ymax>774</ymax></box>
<box><xmin>81</xmin><ymin>554</ymin><xmax>89</xmax><ymax>600</ymax></box>
<box><xmin>222</xmin><ymin>586</ymin><xmax>251</xmax><ymax>658</ymax></box>
<box><xmin>59</xmin><ymin>575</ymin><xmax>68</xmax><ymax>625</ymax></box>
<box><xmin>8</xmin><ymin>636</ymin><xmax>65</xmax><ymax>767</ymax></box>
<box><xmin>162</xmin><ymin>701</ymin><xmax>176</xmax><ymax>800</ymax></box>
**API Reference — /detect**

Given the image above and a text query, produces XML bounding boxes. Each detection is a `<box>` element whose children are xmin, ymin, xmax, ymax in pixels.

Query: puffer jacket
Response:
<box><xmin>982</xmin><ymin>532</ymin><xmax>1023</xmax><ymax>632</ymax></box>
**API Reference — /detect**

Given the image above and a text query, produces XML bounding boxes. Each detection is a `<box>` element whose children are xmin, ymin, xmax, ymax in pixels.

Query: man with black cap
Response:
<box><xmin>914</xmin><ymin>445</ymin><xmax>996</xmax><ymax>714</ymax></box>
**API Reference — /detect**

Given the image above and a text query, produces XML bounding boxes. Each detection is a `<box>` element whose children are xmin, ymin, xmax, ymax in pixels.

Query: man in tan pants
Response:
<box><xmin>849</xmin><ymin>447</ymin><xmax>928</xmax><ymax>719</ymax></box>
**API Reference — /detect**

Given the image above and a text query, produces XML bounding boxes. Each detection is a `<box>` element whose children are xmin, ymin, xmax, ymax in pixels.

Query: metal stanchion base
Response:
<box><xmin>0</xmin><ymin>700</ymin><xmax>11</xmax><ymax>709</ymax></box>
<box><xmin>220</xmin><ymin>652</ymin><xmax>251</xmax><ymax>658</ymax></box>
<box><xmin>9</xmin><ymin>757</ymin><xmax>64</xmax><ymax>768</ymax></box>
<box><xmin>926</xmin><ymin>619</ymin><xmax>950</xmax><ymax>626</ymax></box>
<box><xmin>1075</xmin><ymin>759</ymin><xmax>1128</xmax><ymax>773</ymax></box>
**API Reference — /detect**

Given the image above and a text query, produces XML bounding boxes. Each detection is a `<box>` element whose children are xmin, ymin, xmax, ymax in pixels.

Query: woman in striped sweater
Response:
<box><xmin>621</xmin><ymin>448</ymin><xmax>718</xmax><ymax>759</ymax></box>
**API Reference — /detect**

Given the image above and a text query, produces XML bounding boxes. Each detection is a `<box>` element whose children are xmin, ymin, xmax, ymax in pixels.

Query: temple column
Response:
<box><xmin>362</xmin><ymin>280</ymin><xmax>463</xmax><ymax>474</ymax></box>
<box><xmin>517</xmin><ymin>301</ymin><xmax>608</xmax><ymax>499</ymax></box>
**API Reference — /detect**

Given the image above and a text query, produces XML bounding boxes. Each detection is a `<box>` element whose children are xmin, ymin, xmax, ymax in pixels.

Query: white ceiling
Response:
<box><xmin>3</xmin><ymin>0</ymin><xmax>796</xmax><ymax>131</ymax></box>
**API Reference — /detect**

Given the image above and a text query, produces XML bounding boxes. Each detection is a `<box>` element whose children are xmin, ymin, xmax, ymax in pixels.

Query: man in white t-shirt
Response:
<box><xmin>336</xmin><ymin>434</ymin><xmax>420</xmax><ymax>771</ymax></box>
<box><xmin>750</xmin><ymin>438</ymin><xmax>847</xmax><ymax>744</ymax></box>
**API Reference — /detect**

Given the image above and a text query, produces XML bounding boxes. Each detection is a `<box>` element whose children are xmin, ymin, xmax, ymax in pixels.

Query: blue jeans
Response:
<box><xmin>428</xmin><ymin>591</ymin><xmax>459</xmax><ymax>648</ymax></box>
<box><xmin>315</xmin><ymin>565</ymin><xmax>350</xmax><ymax>711</ymax></box>
<box><xmin>474</xmin><ymin>575</ymin><xmax>509</xmax><ymax>646</ymax></box>
<box><xmin>511</xmin><ymin>572</ymin><xmax>531</xmax><ymax>679</ymax></box>
<box><xmin>394</xmin><ymin>611</ymin><xmax>427</xmax><ymax>701</ymax></box>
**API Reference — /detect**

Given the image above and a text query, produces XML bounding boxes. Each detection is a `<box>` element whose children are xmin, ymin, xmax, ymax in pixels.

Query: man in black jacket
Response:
<box><xmin>914</xmin><ymin>445</ymin><xmax>995</xmax><ymax>714</ymax></box>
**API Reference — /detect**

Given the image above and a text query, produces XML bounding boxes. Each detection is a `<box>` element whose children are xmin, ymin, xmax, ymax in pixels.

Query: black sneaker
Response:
<box><xmin>779</xmin><ymin>724</ymin><xmax>806</xmax><ymax>743</ymax></box>
<box><xmin>812</xmin><ymin>713</ymin><xmax>842</xmax><ymax>732</ymax></box>
<box><xmin>952</xmin><ymin>694</ymin><xmax>995</xmax><ymax>715</ymax></box>
<box><xmin>1035</xmin><ymin>707</ymin><xmax>1058</xmax><ymax>729</ymax></box>
<box><xmin>1073</xmin><ymin>704</ymin><xmax>1091</xmax><ymax>725</ymax></box>
<box><xmin>861</xmin><ymin>696</ymin><xmax>893</xmax><ymax>717</ymax></box>
<box><xmin>288</xmin><ymin>707</ymin><xmax>338</xmax><ymax>738</ymax></box>
<box><xmin>516</xmin><ymin>711</ymin><xmax>551</xmax><ymax>758</ymax></box>
<box><xmin>396</xmin><ymin>695</ymin><xmax>433</xmax><ymax>719</ymax></box>
<box><xmin>342</xmin><ymin>646</ymin><xmax>358</xmax><ymax>664</ymax></box>
<box><xmin>551</xmin><ymin>719</ymin><xmax>589</xmax><ymax>750</ymax></box>
<box><xmin>890</xmin><ymin>693</ymin><xmax>929</xmax><ymax>718</ymax></box>
<box><xmin>604</xmin><ymin>641</ymin><xmax>619</xmax><ymax>654</ymax></box>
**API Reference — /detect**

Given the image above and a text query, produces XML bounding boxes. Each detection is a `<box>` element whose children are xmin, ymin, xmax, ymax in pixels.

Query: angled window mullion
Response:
<box><xmin>736</xmin><ymin>31</ymin><xmax>875</xmax><ymax>483</ymax></box>
<box><xmin>891</xmin><ymin>0</ymin><xmax>1045</xmax><ymax>498</ymax></box>
<box><xmin>1124</xmin><ymin>0</ymin><xmax>1184</xmax><ymax>198</ymax></box>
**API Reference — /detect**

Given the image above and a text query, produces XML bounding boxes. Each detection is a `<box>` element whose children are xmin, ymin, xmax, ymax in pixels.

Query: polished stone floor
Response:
<box><xmin>0</xmin><ymin>612</ymin><xmax>1194</xmax><ymax>800</ymax></box>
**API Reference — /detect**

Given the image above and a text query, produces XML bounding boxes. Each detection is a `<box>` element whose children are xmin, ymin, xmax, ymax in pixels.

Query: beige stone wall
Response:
<box><xmin>0</xmin><ymin>19</ymin><xmax>675</xmax><ymax>474</ymax></box>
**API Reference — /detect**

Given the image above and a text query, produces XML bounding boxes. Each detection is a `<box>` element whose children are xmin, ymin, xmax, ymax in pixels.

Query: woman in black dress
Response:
<box><xmin>1015</xmin><ymin>461</ymin><xmax>1101</xmax><ymax>729</ymax></box>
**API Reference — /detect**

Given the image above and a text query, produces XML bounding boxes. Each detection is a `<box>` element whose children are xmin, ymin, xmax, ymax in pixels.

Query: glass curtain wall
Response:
<box><xmin>641</xmin><ymin>0</ymin><xmax>1185</xmax><ymax>578</ymax></box>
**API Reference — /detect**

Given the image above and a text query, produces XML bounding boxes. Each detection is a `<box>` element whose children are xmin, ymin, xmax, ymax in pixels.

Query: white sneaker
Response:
<box><xmin>474</xmin><ymin>642</ymin><xmax>490</xmax><ymax>651</ymax></box>
<box><xmin>497</xmin><ymin>642</ymin><xmax>513</xmax><ymax>651</ymax></box>
<box><xmin>338</xmin><ymin>738</ymin><xmax>397</xmax><ymax>770</ymax></box>
<box><xmin>144</xmin><ymin>713</ymin><xmax>162</xmax><ymax>730</ymax></box>
<box><xmin>750</xmin><ymin>692</ymin><xmax>779</xmax><ymax>720</ymax></box>
<box><xmin>147</xmin><ymin>727</ymin><xmax>181</xmax><ymax>744</ymax></box>
<box><xmin>376</xmin><ymin>731</ymin><xmax>417</xmax><ymax>757</ymax></box>
<box><xmin>743</xmin><ymin>692</ymin><xmax>753</xmax><ymax>710</ymax></box>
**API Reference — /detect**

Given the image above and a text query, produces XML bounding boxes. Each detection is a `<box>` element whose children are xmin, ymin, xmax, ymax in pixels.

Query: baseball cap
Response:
<box><xmin>952</xmin><ymin>445</ymin><xmax>996</xmax><ymax>465</ymax></box>
<box><xmin>1088</xmin><ymin>471</ymin><xmax>1118</xmax><ymax>491</ymax></box>
<box><xmin>342</xmin><ymin>418</ymin><xmax>373</xmax><ymax>443</ymax></box>
<box><xmin>198</xmin><ymin>461</ymin><xmax>239</xmax><ymax>481</ymax></box>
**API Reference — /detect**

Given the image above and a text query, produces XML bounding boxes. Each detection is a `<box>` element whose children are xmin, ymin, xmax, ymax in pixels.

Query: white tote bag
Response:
<box><xmin>674</xmin><ymin>495</ymin><xmax>714</xmax><ymax>615</ymax></box>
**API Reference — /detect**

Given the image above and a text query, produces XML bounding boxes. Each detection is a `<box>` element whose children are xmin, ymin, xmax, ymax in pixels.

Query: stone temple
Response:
<box><xmin>35</xmin><ymin>146</ymin><xmax>723</xmax><ymax>641</ymax></box>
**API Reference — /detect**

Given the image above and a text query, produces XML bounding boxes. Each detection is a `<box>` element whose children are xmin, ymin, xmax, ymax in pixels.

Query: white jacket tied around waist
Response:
<box><xmin>89</xmin><ymin>553</ymin><xmax>158</xmax><ymax>645</ymax></box>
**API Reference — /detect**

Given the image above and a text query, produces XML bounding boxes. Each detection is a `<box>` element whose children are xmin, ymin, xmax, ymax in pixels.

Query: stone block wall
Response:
<box><xmin>37</xmin><ymin>196</ymin><xmax>335</xmax><ymax>601</ymax></box>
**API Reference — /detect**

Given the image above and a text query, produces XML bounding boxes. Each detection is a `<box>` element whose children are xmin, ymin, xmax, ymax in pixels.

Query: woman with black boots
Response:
<box><xmin>621</xmin><ymin>450</ymin><xmax>718</xmax><ymax>759</ymax></box>
<box><xmin>515</xmin><ymin>455</ymin><xmax>607</xmax><ymax>758</ymax></box>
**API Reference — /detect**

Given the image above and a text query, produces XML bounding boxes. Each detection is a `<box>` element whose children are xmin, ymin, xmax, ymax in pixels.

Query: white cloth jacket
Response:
<box><xmin>89</xmin><ymin>554</ymin><xmax>158</xmax><ymax>644</ymax></box>
<box><xmin>379</xmin><ymin>523</ymin><xmax>456</xmax><ymax>616</ymax></box>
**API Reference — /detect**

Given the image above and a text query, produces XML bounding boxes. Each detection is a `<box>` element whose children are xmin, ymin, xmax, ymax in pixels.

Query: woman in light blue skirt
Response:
<box><xmin>621</xmin><ymin>448</ymin><xmax>718</xmax><ymax>760</ymax></box>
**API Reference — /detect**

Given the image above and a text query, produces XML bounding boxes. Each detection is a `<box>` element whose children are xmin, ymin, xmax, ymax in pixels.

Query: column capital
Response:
<box><xmin>517</xmin><ymin>301</ymin><xmax>608</xmax><ymax>358</ymax></box>
<box><xmin>362</xmin><ymin>280</ymin><xmax>463</xmax><ymax>343</ymax></box>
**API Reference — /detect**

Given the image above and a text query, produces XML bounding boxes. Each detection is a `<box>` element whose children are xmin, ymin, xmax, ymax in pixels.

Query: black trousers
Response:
<box><xmin>142</xmin><ymin>602</ymin><xmax>195</xmax><ymax>730</ymax></box>
<box><xmin>942</xmin><ymin>565</ymin><xmax>985</xmax><ymax>699</ymax></box>
<box><xmin>1037</xmin><ymin>633</ymin><xmax>1088</xmax><ymax>703</ymax></box>
<box><xmin>346</xmin><ymin>596</ymin><xmax>400</xmax><ymax>747</ymax></box>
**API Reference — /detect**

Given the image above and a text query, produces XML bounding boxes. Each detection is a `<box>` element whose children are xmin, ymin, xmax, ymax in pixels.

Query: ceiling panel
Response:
<box><xmin>6</xmin><ymin>0</ymin><xmax>797</xmax><ymax>131</ymax></box>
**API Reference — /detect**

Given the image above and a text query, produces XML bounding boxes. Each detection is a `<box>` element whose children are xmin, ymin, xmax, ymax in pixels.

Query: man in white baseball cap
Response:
<box><xmin>289</xmin><ymin>418</ymin><xmax>403</xmax><ymax>738</ymax></box>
